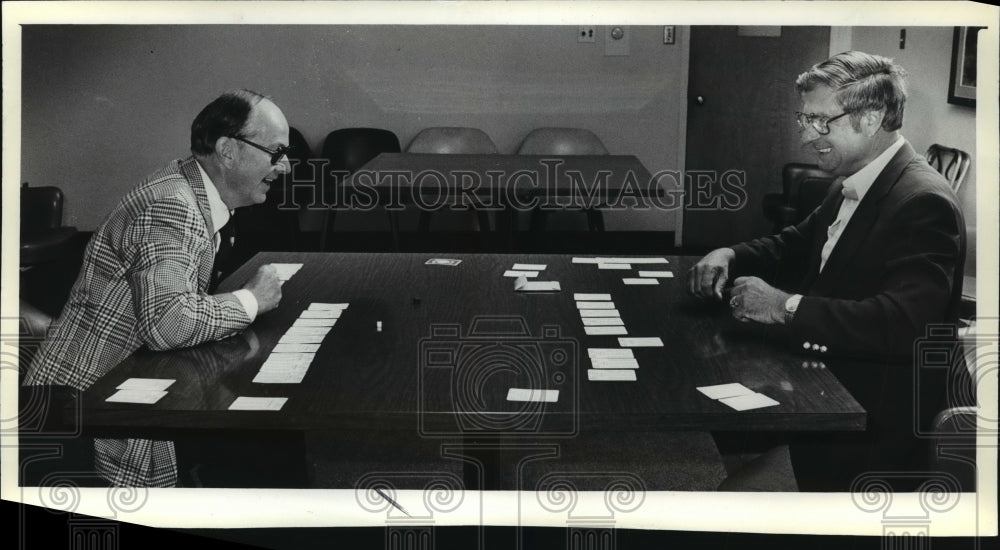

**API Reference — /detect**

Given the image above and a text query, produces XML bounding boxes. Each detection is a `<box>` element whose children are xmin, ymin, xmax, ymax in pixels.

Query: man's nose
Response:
<box><xmin>799</xmin><ymin>125</ymin><xmax>820</xmax><ymax>144</ymax></box>
<box><xmin>274</xmin><ymin>157</ymin><xmax>291</xmax><ymax>174</ymax></box>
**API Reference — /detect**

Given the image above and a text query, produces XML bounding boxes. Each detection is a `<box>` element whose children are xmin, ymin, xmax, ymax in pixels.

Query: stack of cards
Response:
<box><xmin>586</xmin><ymin>348</ymin><xmax>638</xmax><ymax>382</ymax></box>
<box><xmin>503</xmin><ymin>262</ymin><xmax>547</xmax><ymax>279</ymax></box>
<box><xmin>696</xmin><ymin>382</ymin><xmax>780</xmax><ymax>411</ymax></box>
<box><xmin>575</xmin><ymin>293</ymin><xmax>627</xmax><ymax>336</ymax></box>
<box><xmin>253</xmin><ymin>302</ymin><xmax>348</xmax><ymax>384</ymax></box>
<box><xmin>105</xmin><ymin>378</ymin><xmax>175</xmax><ymax>404</ymax></box>
<box><xmin>514</xmin><ymin>275</ymin><xmax>560</xmax><ymax>292</ymax></box>
<box><xmin>571</xmin><ymin>257</ymin><xmax>672</xmax><ymax>285</ymax></box>
<box><xmin>270</xmin><ymin>263</ymin><xmax>303</xmax><ymax>285</ymax></box>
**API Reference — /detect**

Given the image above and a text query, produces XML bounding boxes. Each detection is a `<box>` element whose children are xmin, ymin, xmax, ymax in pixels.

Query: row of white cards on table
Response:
<box><xmin>505</xmin><ymin>380</ymin><xmax>779</xmax><ymax>411</ymax></box>
<box><xmin>252</xmin><ymin>302</ymin><xmax>349</xmax><ymax>386</ymax></box>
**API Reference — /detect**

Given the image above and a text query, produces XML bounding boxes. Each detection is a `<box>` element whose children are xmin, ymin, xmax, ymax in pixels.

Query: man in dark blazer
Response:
<box><xmin>23</xmin><ymin>89</ymin><xmax>288</xmax><ymax>486</ymax></box>
<box><xmin>689</xmin><ymin>51</ymin><xmax>968</xmax><ymax>491</ymax></box>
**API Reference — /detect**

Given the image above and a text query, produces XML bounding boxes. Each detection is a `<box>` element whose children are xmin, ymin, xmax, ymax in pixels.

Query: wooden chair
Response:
<box><xmin>925</xmin><ymin>144</ymin><xmax>971</xmax><ymax>192</ymax></box>
<box><xmin>319</xmin><ymin>128</ymin><xmax>402</xmax><ymax>250</ymax></box>
<box><xmin>517</xmin><ymin>128</ymin><xmax>610</xmax><ymax>233</ymax></box>
<box><xmin>407</xmin><ymin>127</ymin><xmax>497</xmax><ymax>234</ymax></box>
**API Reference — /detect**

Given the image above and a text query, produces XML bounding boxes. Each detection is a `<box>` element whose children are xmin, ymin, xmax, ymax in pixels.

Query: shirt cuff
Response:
<box><xmin>231</xmin><ymin>289</ymin><xmax>259</xmax><ymax>321</ymax></box>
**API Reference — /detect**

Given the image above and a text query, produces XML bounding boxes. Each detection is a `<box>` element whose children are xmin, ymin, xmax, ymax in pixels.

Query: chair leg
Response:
<box><xmin>476</xmin><ymin>211</ymin><xmax>491</xmax><ymax>232</ymax></box>
<box><xmin>320</xmin><ymin>209</ymin><xmax>336</xmax><ymax>252</ymax></box>
<box><xmin>418</xmin><ymin>211</ymin><xmax>431</xmax><ymax>233</ymax></box>
<box><xmin>529</xmin><ymin>210</ymin><xmax>548</xmax><ymax>233</ymax></box>
<box><xmin>587</xmin><ymin>209</ymin><xmax>605</xmax><ymax>232</ymax></box>
<box><xmin>386</xmin><ymin>211</ymin><xmax>401</xmax><ymax>251</ymax></box>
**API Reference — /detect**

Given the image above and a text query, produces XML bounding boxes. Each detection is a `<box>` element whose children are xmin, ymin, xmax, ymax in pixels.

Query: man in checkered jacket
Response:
<box><xmin>23</xmin><ymin>89</ymin><xmax>288</xmax><ymax>486</ymax></box>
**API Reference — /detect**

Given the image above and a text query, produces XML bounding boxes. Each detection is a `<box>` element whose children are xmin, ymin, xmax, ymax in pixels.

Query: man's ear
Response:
<box><xmin>861</xmin><ymin>109</ymin><xmax>886</xmax><ymax>137</ymax></box>
<box><xmin>215</xmin><ymin>136</ymin><xmax>237</xmax><ymax>168</ymax></box>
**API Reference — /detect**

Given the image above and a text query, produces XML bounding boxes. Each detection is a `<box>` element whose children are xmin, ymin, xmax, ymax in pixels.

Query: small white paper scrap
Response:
<box><xmin>598</xmin><ymin>257</ymin><xmax>669</xmax><ymax>264</ymax></box>
<box><xmin>279</xmin><ymin>333</ymin><xmax>328</xmax><ymax>345</ymax></box>
<box><xmin>623</xmin><ymin>278</ymin><xmax>659</xmax><ymax>285</ymax></box>
<box><xmin>116</xmin><ymin>378</ymin><xmax>175</xmax><ymax>391</ymax></box>
<box><xmin>618</xmin><ymin>337</ymin><xmax>664</xmax><ymax>347</ymax></box>
<box><xmin>106</xmin><ymin>389</ymin><xmax>168</xmax><ymax>404</ymax></box>
<box><xmin>285</xmin><ymin>327</ymin><xmax>332</xmax><ymax>336</ymax></box>
<box><xmin>293</xmin><ymin>318</ymin><xmax>337</xmax><ymax>328</ymax></box>
<box><xmin>270</xmin><ymin>263</ymin><xmax>303</xmax><ymax>280</ymax></box>
<box><xmin>639</xmin><ymin>271</ymin><xmax>674</xmax><ymax>278</ymax></box>
<box><xmin>228</xmin><ymin>396</ymin><xmax>288</xmax><ymax>411</ymax></box>
<box><xmin>514</xmin><ymin>276</ymin><xmax>560</xmax><ymax>292</ymax></box>
<box><xmin>719</xmin><ymin>393</ymin><xmax>780</xmax><ymax>411</ymax></box>
<box><xmin>598</xmin><ymin>263</ymin><xmax>632</xmax><ymax>270</ymax></box>
<box><xmin>579</xmin><ymin>309</ymin><xmax>621</xmax><ymax>318</ymax></box>
<box><xmin>309</xmin><ymin>303</ymin><xmax>349</xmax><ymax>311</ymax></box>
<box><xmin>572</xmin><ymin>257</ymin><xmax>601</xmax><ymax>264</ymax></box>
<box><xmin>588</xmin><ymin>348</ymin><xmax>635</xmax><ymax>359</ymax></box>
<box><xmin>506</xmin><ymin>388</ymin><xmax>559</xmax><ymax>402</ymax></box>
<box><xmin>576</xmin><ymin>301</ymin><xmax>616</xmax><ymax>309</ymax></box>
<box><xmin>300</xmin><ymin>309</ymin><xmax>341</xmax><ymax>319</ymax></box>
<box><xmin>261</xmin><ymin>352</ymin><xmax>315</xmax><ymax>365</ymax></box>
<box><xmin>512</xmin><ymin>264</ymin><xmax>547</xmax><ymax>271</ymax></box>
<box><xmin>272</xmin><ymin>343</ymin><xmax>321</xmax><ymax>353</ymax></box>
<box><xmin>591</xmin><ymin>357</ymin><xmax>640</xmax><ymax>370</ymax></box>
<box><xmin>697</xmin><ymin>383</ymin><xmax>756</xmax><ymax>400</ymax></box>
<box><xmin>574</xmin><ymin>293</ymin><xmax>612</xmax><ymax>301</ymax></box>
<box><xmin>253</xmin><ymin>372</ymin><xmax>307</xmax><ymax>384</ymax></box>
<box><xmin>587</xmin><ymin>369</ymin><xmax>637</xmax><ymax>381</ymax></box>
<box><xmin>504</xmin><ymin>270</ymin><xmax>539</xmax><ymax>278</ymax></box>
<box><xmin>585</xmin><ymin>326</ymin><xmax>628</xmax><ymax>336</ymax></box>
<box><xmin>582</xmin><ymin>317</ymin><xmax>625</xmax><ymax>326</ymax></box>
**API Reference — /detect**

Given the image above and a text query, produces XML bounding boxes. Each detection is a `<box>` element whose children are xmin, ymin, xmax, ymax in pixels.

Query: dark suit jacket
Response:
<box><xmin>731</xmin><ymin>141</ymin><xmax>966</xmax><ymax>362</ymax></box>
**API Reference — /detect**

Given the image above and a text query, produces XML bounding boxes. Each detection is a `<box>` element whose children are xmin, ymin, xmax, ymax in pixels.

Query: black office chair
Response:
<box><xmin>761</xmin><ymin>163</ymin><xmax>837</xmax><ymax>234</ymax></box>
<box><xmin>925</xmin><ymin>144</ymin><xmax>971</xmax><ymax>193</ymax></box>
<box><xmin>20</xmin><ymin>183</ymin><xmax>78</xmax><ymax>267</ymax></box>
<box><xmin>517</xmin><ymin>127</ymin><xmax>610</xmax><ymax>233</ymax></box>
<box><xmin>407</xmin><ymin>127</ymin><xmax>496</xmax><ymax>234</ymax></box>
<box><xmin>228</xmin><ymin>127</ymin><xmax>310</xmax><ymax>269</ymax></box>
<box><xmin>319</xmin><ymin>128</ymin><xmax>402</xmax><ymax>251</ymax></box>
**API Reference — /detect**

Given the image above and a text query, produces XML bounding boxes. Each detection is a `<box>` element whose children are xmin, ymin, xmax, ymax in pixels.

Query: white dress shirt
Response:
<box><xmin>196</xmin><ymin>160</ymin><xmax>258</xmax><ymax>320</ymax></box>
<box><xmin>819</xmin><ymin>136</ymin><xmax>905</xmax><ymax>272</ymax></box>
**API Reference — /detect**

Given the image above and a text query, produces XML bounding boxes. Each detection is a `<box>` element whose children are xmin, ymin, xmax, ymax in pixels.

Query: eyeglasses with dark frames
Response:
<box><xmin>795</xmin><ymin>111</ymin><xmax>852</xmax><ymax>135</ymax></box>
<box><xmin>230</xmin><ymin>136</ymin><xmax>292</xmax><ymax>165</ymax></box>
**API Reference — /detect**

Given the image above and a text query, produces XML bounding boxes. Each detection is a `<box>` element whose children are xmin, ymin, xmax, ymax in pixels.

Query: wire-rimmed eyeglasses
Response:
<box><xmin>795</xmin><ymin>111</ymin><xmax>852</xmax><ymax>135</ymax></box>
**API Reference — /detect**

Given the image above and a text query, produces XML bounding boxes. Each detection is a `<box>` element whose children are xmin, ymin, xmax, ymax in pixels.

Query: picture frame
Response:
<box><xmin>948</xmin><ymin>26</ymin><xmax>984</xmax><ymax>107</ymax></box>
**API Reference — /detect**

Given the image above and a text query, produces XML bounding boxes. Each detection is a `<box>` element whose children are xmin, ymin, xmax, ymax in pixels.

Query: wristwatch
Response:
<box><xmin>784</xmin><ymin>294</ymin><xmax>802</xmax><ymax>324</ymax></box>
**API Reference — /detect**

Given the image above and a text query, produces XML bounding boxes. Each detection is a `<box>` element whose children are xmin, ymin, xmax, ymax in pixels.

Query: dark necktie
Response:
<box><xmin>209</xmin><ymin>218</ymin><xmax>236</xmax><ymax>292</ymax></box>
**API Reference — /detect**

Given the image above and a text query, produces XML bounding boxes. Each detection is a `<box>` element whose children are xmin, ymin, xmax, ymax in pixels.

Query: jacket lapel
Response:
<box><xmin>811</xmin><ymin>141</ymin><xmax>917</xmax><ymax>291</ymax></box>
<box><xmin>181</xmin><ymin>157</ymin><xmax>215</xmax><ymax>236</ymax></box>
<box><xmin>798</xmin><ymin>179</ymin><xmax>845</xmax><ymax>290</ymax></box>
<box><xmin>180</xmin><ymin>157</ymin><xmax>216</xmax><ymax>291</ymax></box>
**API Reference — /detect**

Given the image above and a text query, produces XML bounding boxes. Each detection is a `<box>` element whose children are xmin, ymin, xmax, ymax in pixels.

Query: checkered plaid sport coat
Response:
<box><xmin>24</xmin><ymin>157</ymin><xmax>252</xmax><ymax>487</ymax></box>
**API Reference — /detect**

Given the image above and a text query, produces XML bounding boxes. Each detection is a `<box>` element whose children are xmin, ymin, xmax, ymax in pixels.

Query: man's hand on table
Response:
<box><xmin>729</xmin><ymin>276</ymin><xmax>791</xmax><ymax>325</ymax></box>
<box><xmin>688</xmin><ymin>247</ymin><xmax>735</xmax><ymax>300</ymax></box>
<box><xmin>244</xmin><ymin>264</ymin><xmax>282</xmax><ymax>314</ymax></box>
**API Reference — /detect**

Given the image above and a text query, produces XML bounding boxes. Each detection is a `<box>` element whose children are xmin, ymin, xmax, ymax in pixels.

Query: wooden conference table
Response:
<box><xmin>76</xmin><ymin>253</ymin><xmax>866</xmax><ymax>489</ymax></box>
<box><xmin>324</xmin><ymin>153</ymin><xmax>660</xmax><ymax>251</ymax></box>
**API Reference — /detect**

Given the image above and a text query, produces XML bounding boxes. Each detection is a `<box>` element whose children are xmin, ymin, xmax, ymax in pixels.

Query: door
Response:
<box><xmin>683</xmin><ymin>26</ymin><xmax>831</xmax><ymax>249</ymax></box>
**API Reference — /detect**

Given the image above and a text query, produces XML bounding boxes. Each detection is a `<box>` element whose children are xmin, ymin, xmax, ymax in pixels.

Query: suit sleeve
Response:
<box><xmin>122</xmin><ymin>196</ymin><xmax>252</xmax><ymax>351</ymax></box>
<box><xmin>785</xmin><ymin>192</ymin><xmax>963</xmax><ymax>360</ymax></box>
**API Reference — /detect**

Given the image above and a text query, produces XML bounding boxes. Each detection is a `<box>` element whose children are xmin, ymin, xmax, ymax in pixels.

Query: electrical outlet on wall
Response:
<box><xmin>578</xmin><ymin>26</ymin><xmax>596</xmax><ymax>43</ymax></box>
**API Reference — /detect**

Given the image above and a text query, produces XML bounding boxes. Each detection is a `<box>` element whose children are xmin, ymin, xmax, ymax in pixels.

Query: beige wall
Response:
<box><xmin>850</xmin><ymin>27</ymin><xmax>979</xmax><ymax>272</ymax></box>
<box><xmin>20</xmin><ymin>25</ymin><xmax>687</xmax><ymax>233</ymax></box>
